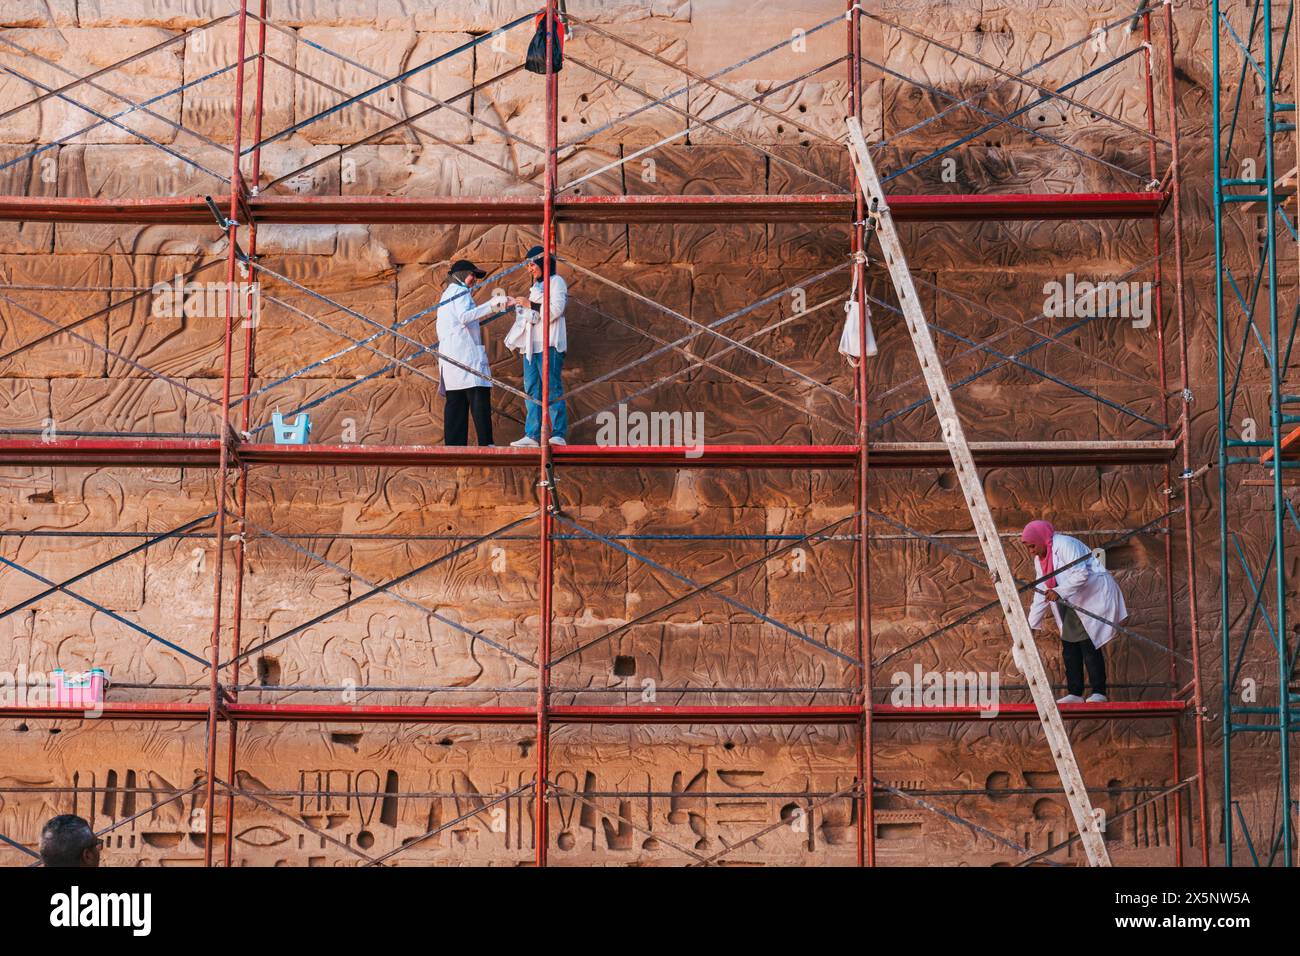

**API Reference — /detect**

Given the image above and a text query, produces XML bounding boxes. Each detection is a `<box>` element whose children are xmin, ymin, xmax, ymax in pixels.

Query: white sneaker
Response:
<box><xmin>548</xmin><ymin>436</ymin><xmax>567</xmax><ymax>445</ymax></box>
<box><xmin>1056</xmin><ymin>694</ymin><xmax>1084</xmax><ymax>704</ymax></box>
<box><xmin>1085</xmin><ymin>693</ymin><xmax>1108</xmax><ymax>704</ymax></box>
<box><xmin>510</xmin><ymin>436</ymin><xmax>539</xmax><ymax>447</ymax></box>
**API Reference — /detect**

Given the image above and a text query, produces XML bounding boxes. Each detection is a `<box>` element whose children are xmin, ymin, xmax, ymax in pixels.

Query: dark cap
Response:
<box><xmin>449</xmin><ymin>259</ymin><xmax>486</xmax><ymax>279</ymax></box>
<box><xmin>524</xmin><ymin>245</ymin><xmax>556</xmax><ymax>270</ymax></box>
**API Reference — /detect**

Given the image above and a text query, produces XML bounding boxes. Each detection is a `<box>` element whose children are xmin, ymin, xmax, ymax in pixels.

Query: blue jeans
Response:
<box><xmin>522</xmin><ymin>347</ymin><xmax>567</xmax><ymax>440</ymax></box>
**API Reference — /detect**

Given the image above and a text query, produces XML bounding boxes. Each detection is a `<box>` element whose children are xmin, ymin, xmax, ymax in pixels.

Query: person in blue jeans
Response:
<box><xmin>505</xmin><ymin>245</ymin><xmax>568</xmax><ymax>446</ymax></box>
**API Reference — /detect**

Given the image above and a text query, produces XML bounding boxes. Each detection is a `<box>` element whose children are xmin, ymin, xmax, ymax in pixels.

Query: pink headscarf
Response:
<box><xmin>1021</xmin><ymin>520</ymin><xmax>1056</xmax><ymax>588</ymax></box>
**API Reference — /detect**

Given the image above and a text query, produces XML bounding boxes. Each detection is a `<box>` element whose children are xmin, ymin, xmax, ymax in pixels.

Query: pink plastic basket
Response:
<box><xmin>51</xmin><ymin>668</ymin><xmax>107</xmax><ymax>708</ymax></box>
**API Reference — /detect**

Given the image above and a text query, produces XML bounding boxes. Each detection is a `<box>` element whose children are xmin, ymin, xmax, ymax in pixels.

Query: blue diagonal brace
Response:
<box><xmin>0</xmin><ymin>556</ymin><xmax>208</xmax><ymax>667</ymax></box>
<box><xmin>248</xmin><ymin>11</ymin><xmax>537</xmax><ymax>155</ymax></box>
<box><xmin>552</xmin><ymin>513</ymin><xmax>862</xmax><ymax>669</ymax></box>
<box><xmin>0</xmin><ymin>513</ymin><xmax>215</xmax><ymax>623</ymax></box>
<box><xmin>226</xmin><ymin>514</ymin><xmax>540</xmax><ymax>669</ymax></box>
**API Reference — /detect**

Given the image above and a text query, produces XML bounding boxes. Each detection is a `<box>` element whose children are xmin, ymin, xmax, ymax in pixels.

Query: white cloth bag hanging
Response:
<box><xmin>838</xmin><ymin>267</ymin><xmax>877</xmax><ymax>363</ymax></box>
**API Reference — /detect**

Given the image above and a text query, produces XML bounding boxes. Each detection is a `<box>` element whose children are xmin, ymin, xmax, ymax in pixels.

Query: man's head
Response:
<box><xmin>449</xmin><ymin>259</ymin><xmax>487</xmax><ymax>289</ymax></box>
<box><xmin>39</xmin><ymin>814</ymin><xmax>101</xmax><ymax>868</ymax></box>
<box><xmin>524</xmin><ymin>245</ymin><xmax>556</xmax><ymax>282</ymax></box>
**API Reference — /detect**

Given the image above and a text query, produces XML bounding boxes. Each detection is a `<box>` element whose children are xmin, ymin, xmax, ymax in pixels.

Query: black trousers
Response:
<box><xmin>1061</xmin><ymin>631</ymin><xmax>1107</xmax><ymax>697</ymax></box>
<box><xmin>444</xmin><ymin>386</ymin><xmax>493</xmax><ymax>446</ymax></box>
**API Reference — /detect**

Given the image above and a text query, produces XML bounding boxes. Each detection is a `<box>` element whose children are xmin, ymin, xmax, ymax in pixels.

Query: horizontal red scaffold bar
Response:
<box><xmin>0</xmin><ymin>192</ymin><xmax>1167</xmax><ymax>226</ymax></box>
<box><xmin>0</xmin><ymin>701</ymin><xmax>1188</xmax><ymax>725</ymax></box>
<box><xmin>0</xmin><ymin>440</ymin><xmax>1178</xmax><ymax>470</ymax></box>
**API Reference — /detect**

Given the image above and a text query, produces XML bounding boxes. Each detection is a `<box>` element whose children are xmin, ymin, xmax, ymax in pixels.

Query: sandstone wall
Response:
<box><xmin>0</xmin><ymin>0</ymin><xmax>1277</xmax><ymax>865</ymax></box>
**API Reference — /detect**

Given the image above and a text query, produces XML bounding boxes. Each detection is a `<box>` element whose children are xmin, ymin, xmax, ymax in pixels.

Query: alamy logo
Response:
<box><xmin>49</xmin><ymin>887</ymin><xmax>151</xmax><ymax>936</ymax></box>
<box><xmin>889</xmin><ymin>664</ymin><xmax>1000</xmax><ymax>717</ymax></box>
<box><xmin>1042</xmin><ymin>273</ymin><xmax>1152</xmax><ymax>327</ymax></box>
<box><xmin>0</xmin><ymin>667</ymin><xmax>103</xmax><ymax>718</ymax></box>
<box><xmin>151</xmin><ymin>274</ymin><xmax>260</xmax><ymax>327</ymax></box>
<box><xmin>594</xmin><ymin>403</ymin><xmax>705</xmax><ymax>459</ymax></box>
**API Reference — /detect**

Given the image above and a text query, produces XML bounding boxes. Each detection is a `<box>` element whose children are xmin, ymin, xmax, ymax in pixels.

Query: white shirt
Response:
<box><xmin>436</xmin><ymin>281</ymin><xmax>496</xmax><ymax>391</ymax></box>
<box><xmin>504</xmin><ymin>273</ymin><xmax>567</xmax><ymax>356</ymax></box>
<box><xmin>1026</xmin><ymin>532</ymin><xmax>1128</xmax><ymax>650</ymax></box>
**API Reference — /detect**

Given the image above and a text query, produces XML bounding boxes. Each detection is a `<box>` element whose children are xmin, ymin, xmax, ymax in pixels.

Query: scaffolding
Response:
<box><xmin>1213</xmin><ymin>0</ymin><xmax>1300</xmax><ymax>866</ymax></box>
<box><xmin>0</xmin><ymin>1</ymin><xmax>1208</xmax><ymax>866</ymax></box>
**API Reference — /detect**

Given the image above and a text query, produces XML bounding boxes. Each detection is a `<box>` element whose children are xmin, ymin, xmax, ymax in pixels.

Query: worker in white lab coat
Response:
<box><xmin>436</xmin><ymin>259</ymin><xmax>497</xmax><ymax>446</ymax></box>
<box><xmin>1021</xmin><ymin>519</ymin><xmax>1128</xmax><ymax>704</ymax></box>
<box><xmin>503</xmin><ymin>245</ymin><xmax>568</xmax><ymax>447</ymax></box>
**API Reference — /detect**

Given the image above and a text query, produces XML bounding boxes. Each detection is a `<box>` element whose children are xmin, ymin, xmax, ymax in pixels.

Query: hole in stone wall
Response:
<box><xmin>380</xmin><ymin>771</ymin><xmax>399</xmax><ymax>827</ymax></box>
<box><xmin>878</xmin><ymin>822</ymin><xmax>922</xmax><ymax>839</ymax></box>
<box><xmin>123</xmin><ymin>770</ymin><xmax>136</xmax><ymax>817</ymax></box>
<box><xmin>613</xmin><ymin>655</ymin><xmax>636</xmax><ymax>676</ymax></box>
<box><xmin>986</xmin><ymin>770</ymin><xmax>1012</xmax><ymax>800</ymax></box>
<box><xmin>102</xmin><ymin>769</ymin><xmax>117</xmax><ymax>818</ymax></box>
<box><xmin>257</xmin><ymin>656</ymin><xmax>280</xmax><ymax>686</ymax></box>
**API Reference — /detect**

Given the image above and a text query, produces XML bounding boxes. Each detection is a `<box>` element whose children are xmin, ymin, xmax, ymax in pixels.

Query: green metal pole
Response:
<box><xmin>1262</xmin><ymin>0</ymin><xmax>1296</xmax><ymax>867</ymax></box>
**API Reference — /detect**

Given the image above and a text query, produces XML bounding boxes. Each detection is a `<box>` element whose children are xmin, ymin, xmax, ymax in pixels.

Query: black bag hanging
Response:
<box><xmin>525</xmin><ymin>8</ymin><xmax>566</xmax><ymax>75</ymax></box>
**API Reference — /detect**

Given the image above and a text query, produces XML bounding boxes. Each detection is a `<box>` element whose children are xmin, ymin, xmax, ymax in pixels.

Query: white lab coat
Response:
<box><xmin>504</xmin><ymin>273</ymin><xmax>568</xmax><ymax>357</ymax></box>
<box><xmin>1026</xmin><ymin>532</ymin><xmax>1127</xmax><ymax>650</ymax></box>
<box><xmin>436</xmin><ymin>281</ymin><xmax>495</xmax><ymax>391</ymax></box>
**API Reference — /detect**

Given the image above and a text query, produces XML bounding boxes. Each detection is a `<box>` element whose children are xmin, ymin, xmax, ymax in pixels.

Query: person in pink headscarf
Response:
<box><xmin>1021</xmin><ymin>519</ymin><xmax>1127</xmax><ymax>705</ymax></box>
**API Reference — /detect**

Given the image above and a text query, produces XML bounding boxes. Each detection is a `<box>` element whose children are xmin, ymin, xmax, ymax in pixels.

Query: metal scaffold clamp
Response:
<box><xmin>538</xmin><ymin>459</ymin><xmax>561</xmax><ymax>502</ymax></box>
<box><xmin>204</xmin><ymin>195</ymin><xmax>238</xmax><ymax>230</ymax></box>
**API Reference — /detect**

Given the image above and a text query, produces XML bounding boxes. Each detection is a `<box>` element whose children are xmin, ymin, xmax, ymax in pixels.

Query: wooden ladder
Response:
<box><xmin>846</xmin><ymin>117</ymin><xmax>1112</xmax><ymax>867</ymax></box>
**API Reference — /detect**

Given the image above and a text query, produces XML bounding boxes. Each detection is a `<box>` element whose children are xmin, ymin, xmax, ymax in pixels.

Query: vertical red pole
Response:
<box><xmin>222</xmin><ymin>0</ymin><xmax>268</xmax><ymax>868</ymax></box>
<box><xmin>205</xmin><ymin>0</ymin><xmax>251</xmax><ymax>868</ymax></box>
<box><xmin>1161</xmin><ymin>3</ymin><xmax>1211</xmax><ymax>866</ymax></box>
<box><xmin>848</xmin><ymin>0</ymin><xmax>875</xmax><ymax>868</ymax></box>
<box><xmin>1140</xmin><ymin>6</ymin><xmax>1183</xmax><ymax>867</ymax></box>
<box><xmin>534</xmin><ymin>0</ymin><xmax>559</xmax><ymax>867</ymax></box>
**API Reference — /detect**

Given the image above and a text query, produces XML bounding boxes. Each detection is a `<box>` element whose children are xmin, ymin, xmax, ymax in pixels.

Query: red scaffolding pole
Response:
<box><xmin>199</xmin><ymin>0</ymin><xmax>252</xmax><ymax>869</ymax></box>
<box><xmin>532</xmin><ymin>0</ymin><xmax>560</xmax><ymax>868</ymax></box>
<box><xmin>848</xmin><ymin>0</ymin><xmax>874</xmax><ymax>869</ymax></box>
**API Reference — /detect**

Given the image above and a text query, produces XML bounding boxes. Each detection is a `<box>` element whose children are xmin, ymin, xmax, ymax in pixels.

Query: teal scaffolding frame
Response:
<box><xmin>1213</xmin><ymin>0</ymin><xmax>1300</xmax><ymax>867</ymax></box>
